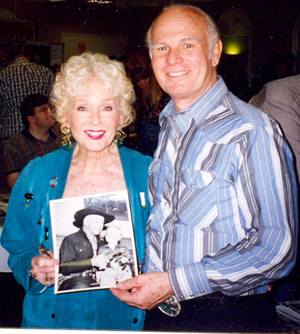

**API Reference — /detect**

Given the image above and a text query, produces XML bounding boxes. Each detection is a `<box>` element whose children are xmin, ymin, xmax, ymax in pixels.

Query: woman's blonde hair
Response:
<box><xmin>50</xmin><ymin>52</ymin><xmax>136</xmax><ymax>129</ymax></box>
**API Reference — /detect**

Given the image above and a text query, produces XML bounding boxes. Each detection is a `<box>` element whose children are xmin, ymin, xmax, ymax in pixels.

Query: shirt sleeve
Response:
<box><xmin>169</xmin><ymin>117</ymin><xmax>298</xmax><ymax>300</ymax></box>
<box><xmin>3</xmin><ymin>139</ymin><xmax>24</xmax><ymax>175</ymax></box>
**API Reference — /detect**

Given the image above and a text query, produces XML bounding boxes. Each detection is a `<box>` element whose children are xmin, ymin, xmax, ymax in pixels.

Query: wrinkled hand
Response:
<box><xmin>110</xmin><ymin>272</ymin><xmax>174</xmax><ymax>310</ymax></box>
<box><xmin>91</xmin><ymin>254</ymin><xmax>109</xmax><ymax>269</ymax></box>
<box><xmin>30</xmin><ymin>252</ymin><xmax>57</xmax><ymax>286</ymax></box>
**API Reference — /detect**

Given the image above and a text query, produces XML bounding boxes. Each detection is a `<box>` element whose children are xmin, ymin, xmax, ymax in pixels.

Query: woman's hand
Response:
<box><xmin>30</xmin><ymin>252</ymin><xmax>57</xmax><ymax>286</ymax></box>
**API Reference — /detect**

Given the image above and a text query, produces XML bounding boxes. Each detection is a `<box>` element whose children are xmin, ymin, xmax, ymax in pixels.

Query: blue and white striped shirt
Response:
<box><xmin>143</xmin><ymin>77</ymin><xmax>298</xmax><ymax>301</ymax></box>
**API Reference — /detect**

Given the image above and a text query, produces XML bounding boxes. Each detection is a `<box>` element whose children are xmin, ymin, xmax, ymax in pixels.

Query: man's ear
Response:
<box><xmin>149</xmin><ymin>50</ymin><xmax>153</xmax><ymax>61</ymax></box>
<box><xmin>27</xmin><ymin>115</ymin><xmax>35</xmax><ymax>124</ymax></box>
<box><xmin>212</xmin><ymin>39</ymin><xmax>223</xmax><ymax>67</ymax></box>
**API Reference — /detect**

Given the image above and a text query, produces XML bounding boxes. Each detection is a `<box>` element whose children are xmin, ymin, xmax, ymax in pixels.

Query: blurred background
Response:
<box><xmin>0</xmin><ymin>0</ymin><xmax>299</xmax><ymax>101</ymax></box>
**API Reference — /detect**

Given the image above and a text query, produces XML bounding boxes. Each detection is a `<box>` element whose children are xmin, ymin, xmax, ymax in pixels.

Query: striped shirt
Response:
<box><xmin>143</xmin><ymin>77</ymin><xmax>298</xmax><ymax>301</ymax></box>
<box><xmin>0</xmin><ymin>57</ymin><xmax>53</xmax><ymax>137</ymax></box>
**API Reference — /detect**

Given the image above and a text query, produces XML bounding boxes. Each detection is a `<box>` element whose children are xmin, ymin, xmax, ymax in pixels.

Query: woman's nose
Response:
<box><xmin>91</xmin><ymin>110</ymin><xmax>101</xmax><ymax>124</ymax></box>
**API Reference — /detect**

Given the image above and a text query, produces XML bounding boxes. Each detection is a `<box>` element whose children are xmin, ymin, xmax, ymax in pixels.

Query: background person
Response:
<box><xmin>0</xmin><ymin>47</ymin><xmax>53</xmax><ymax>139</ymax></box>
<box><xmin>3</xmin><ymin>93</ymin><xmax>61</xmax><ymax>191</ymax></box>
<box><xmin>249</xmin><ymin>74</ymin><xmax>300</xmax><ymax>187</ymax></box>
<box><xmin>249</xmin><ymin>74</ymin><xmax>300</xmax><ymax>307</ymax></box>
<box><xmin>124</xmin><ymin>53</ymin><xmax>170</xmax><ymax>156</ymax></box>
<box><xmin>111</xmin><ymin>5</ymin><xmax>298</xmax><ymax>333</ymax></box>
<box><xmin>1</xmin><ymin>52</ymin><xmax>152</xmax><ymax>330</ymax></box>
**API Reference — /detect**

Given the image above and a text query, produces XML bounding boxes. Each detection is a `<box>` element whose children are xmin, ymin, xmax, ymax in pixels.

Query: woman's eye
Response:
<box><xmin>184</xmin><ymin>43</ymin><xmax>193</xmax><ymax>49</ymax></box>
<box><xmin>103</xmin><ymin>106</ymin><xmax>113</xmax><ymax>111</ymax></box>
<box><xmin>77</xmin><ymin>106</ymin><xmax>87</xmax><ymax>111</ymax></box>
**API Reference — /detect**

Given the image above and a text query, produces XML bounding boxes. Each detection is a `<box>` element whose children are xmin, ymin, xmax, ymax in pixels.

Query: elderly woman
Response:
<box><xmin>1</xmin><ymin>52</ymin><xmax>152</xmax><ymax>330</ymax></box>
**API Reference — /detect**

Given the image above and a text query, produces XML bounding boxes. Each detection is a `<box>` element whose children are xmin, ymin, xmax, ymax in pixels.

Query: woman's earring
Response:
<box><xmin>114</xmin><ymin>127</ymin><xmax>127</xmax><ymax>146</ymax></box>
<box><xmin>61</xmin><ymin>125</ymin><xmax>72</xmax><ymax>151</ymax></box>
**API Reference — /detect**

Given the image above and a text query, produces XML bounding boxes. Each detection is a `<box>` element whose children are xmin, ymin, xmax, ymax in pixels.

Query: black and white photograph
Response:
<box><xmin>50</xmin><ymin>190</ymin><xmax>138</xmax><ymax>294</ymax></box>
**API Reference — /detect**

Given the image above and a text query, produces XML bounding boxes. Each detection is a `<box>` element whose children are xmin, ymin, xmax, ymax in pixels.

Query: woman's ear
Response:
<box><xmin>60</xmin><ymin>117</ymin><xmax>69</xmax><ymax>129</ymax></box>
<box><xmin>119</xmin><ymin>112</ymin><xmax>126</xmax><ymax>126</ymax></box>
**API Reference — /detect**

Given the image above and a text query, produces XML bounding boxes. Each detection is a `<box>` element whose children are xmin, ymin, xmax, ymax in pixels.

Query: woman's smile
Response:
<box><xmin>85</xmin><ymin>129</ymin><xmax>105</xmax><ymax>140</ymax></box>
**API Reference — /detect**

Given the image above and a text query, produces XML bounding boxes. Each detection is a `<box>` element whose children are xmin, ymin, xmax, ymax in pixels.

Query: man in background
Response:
<box><xmin>3</xmin><ymin>94</ymin><xmax>61</xmax><ymax>190</ymax></box>
<box><xmin>250</xmin><ymin>74</ymin><xmax>300</xmax><ymax>186</ymax></box>
<box><xmin>0</xmin><ymin>47</ymin><xmax>53</xmax><ymax>139</ymax></box>
<box><xmin>250</xmin><ymin>74</ymin><xmax>300</xmax><ymax>307</ymax></box>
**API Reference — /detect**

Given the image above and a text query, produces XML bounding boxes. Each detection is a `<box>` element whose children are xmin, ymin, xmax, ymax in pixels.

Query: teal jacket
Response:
<box><xmin>1</xmin><ymin>146</ymin><xmax>152</xmax><ymax>330</ymax></box>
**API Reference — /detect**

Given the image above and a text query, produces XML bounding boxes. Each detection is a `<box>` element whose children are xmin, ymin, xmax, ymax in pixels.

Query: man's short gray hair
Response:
<box><xmin>146</xmin><ymin>4</ymin><xmax>220</xmax><ymax>59</ymax></box>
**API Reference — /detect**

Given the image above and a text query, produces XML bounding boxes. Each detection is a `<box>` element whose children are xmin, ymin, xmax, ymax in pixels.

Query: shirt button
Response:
<box><xmin>51</xmin><ymin>313</ymin><xmax>55</xmax><ymax>318</ymax></box>
<box><xmin>200</xmin><ymin>290</ymin><xmax>205</xmax><ymax>294</ymax></box>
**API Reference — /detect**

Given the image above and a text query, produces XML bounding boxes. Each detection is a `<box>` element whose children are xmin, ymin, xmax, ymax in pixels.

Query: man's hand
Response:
<box><xmin>110</xmin><ymin>272</ymin><xmax>174</xmax><ymax>310</ymax></box>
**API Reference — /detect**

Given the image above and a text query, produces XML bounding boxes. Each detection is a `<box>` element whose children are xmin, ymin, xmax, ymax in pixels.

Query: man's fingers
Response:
<box><xmin>116</xmin><ymin>276</ymin><xmax>141</xmax><ymax>290</ymax></box>
<box><xmin>110</xmin><ymin>287</ymin><xmax>131</xmax><ymax>300</ymax></box>
<box><xmin>110</xmin><ymin>287</ymin><xmax>148</xmax><ymax>309</ymax></box>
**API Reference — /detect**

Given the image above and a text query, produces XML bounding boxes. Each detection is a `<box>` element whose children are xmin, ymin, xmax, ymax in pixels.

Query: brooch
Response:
<box><xmin>24</xmin><ymin>193</ymin><xmax>34</xmax><ymax>207</ymax></box>
<box><xmin>50</xmin><ymin>177</ymin><xmax>58</xmax><ymax>188</ymax></box>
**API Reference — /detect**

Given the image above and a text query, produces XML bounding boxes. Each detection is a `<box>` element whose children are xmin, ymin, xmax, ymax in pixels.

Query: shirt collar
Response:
<box><xmin>159</xmin><ymin>76</ymin><xmax>228</xmax><ymax>126</ymax></box>
<box><xmin>13</xmin><ymin>56</ymin><xmax>29</xmax><ymax>65</ymax></box>
<box><xmin>23</xmin><ymin>128</ymin><xmax>57</xmax><ymax>142</ymax></box>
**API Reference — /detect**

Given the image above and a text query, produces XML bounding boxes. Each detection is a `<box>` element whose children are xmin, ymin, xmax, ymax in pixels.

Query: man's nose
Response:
<box><xmin>166</xmin><ymin>47</ymin><xmax>183</xmax><ymax>65</ymax></box>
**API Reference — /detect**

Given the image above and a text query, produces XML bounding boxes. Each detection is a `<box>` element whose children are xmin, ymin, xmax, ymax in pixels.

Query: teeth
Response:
<box><xmin>168</xmin><ymin>71</ymin><xmax>188</xmax><ymax>77</ymax></box>
<box><xmin>86</xmin><ymin>130</ymin><xmax>104</xmax><ymax>134</ymax></box>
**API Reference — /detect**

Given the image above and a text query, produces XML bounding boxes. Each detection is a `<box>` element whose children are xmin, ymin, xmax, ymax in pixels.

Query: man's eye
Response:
<box><xmin>103</xmin><ymin>106</ymin><xmax>113</xmax><ymax>111</ymax></box>
<box><xmin>157</xmin><ymin>46</ymin><xmax>167</xmax><ymax>52</ymax></box>
<box><xmin>77</xmin><ymin>106</ymin><xmax>87</xmax><ymax>111</ymax></box>
<box><xmin>184</xmin><ymin>43</ymin><xmax>193</xmax><ymax>49</ymax></box>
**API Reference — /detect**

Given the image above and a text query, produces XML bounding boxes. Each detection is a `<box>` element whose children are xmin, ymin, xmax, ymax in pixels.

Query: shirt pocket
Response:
<box><xmin>180</xmin><ymin>168</ymin><xmax>214</xmax><ymax>190</ymax></box>
<box><xmin>148</xmin><ymin>159</ymin><xmax>162</xmax><ymax>192</ymax></box>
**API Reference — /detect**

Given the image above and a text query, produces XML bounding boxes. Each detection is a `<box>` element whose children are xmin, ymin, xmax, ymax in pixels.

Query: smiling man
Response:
<box><xmin>111</xmin><ymin>4</ymin><xmax>298</xmax><ymax>332</ymax></box>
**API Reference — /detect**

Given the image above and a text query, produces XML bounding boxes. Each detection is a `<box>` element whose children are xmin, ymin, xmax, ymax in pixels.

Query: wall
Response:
<box><xmin>0</xmin><ymin>0</ymin><xmax>299</xmax><ymax>78</ymax></box>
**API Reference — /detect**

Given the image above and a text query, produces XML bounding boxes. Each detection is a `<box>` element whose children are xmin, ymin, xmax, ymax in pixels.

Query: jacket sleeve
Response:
<box><xmin>1</xmin><ymin>158</ymin><xmax>48</xmax><ymax>294</ymax></box>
